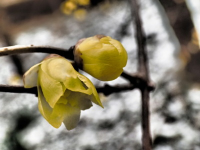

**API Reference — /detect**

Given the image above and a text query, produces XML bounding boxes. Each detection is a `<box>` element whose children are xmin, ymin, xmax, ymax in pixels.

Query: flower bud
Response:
<box><xmin>23</xmin><ymin>55</ymin><xmax>103</xmax><ymax>130</ymax></box>
<box><xmin>74</xmin><ymin>35</ymin><xmax>128</xmax><ymax>81</ymax></box>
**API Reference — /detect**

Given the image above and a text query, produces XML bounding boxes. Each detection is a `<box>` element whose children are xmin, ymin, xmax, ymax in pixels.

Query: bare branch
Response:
<box><xmin>96</xmin><ymin>84</ymin><xmax>136</xmax><ymax>96</ymax></box>
<box><xmin>0</xmin><ymin>84</ymin><xmax>135</xmax><ymax>97</ymax></box>
<box><xmin>0</xmin><ymin>85</ymin><xmax>37</xmax><ymax>95</ymax></box>
<box><xmin>129</xmin><ymin>0</ymin><xmax>153</xmax><ymax>149</ymax></box>
<box><xmin>121</xmin><ymin>71</ymin><xmax>155</xmax><ymax>91</ymax></box>
<box><xmin>129</xmin><ymin>1</ymin><xmax>149</xmax><ymax>79</ymax></box>
<box><xmin>0</xmin><ymin>30</ymin><xmax>24</xmax><ymax>75</ymax></box>
<box><xmin>0</xmin><ymin>45</ymin><xmax>75</xmax><ymax>60</ymax></box>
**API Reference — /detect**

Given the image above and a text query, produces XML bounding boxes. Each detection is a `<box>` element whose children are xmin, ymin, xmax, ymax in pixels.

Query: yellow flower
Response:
<box><xmin>77</xmin><ymin>0</ymin><xmax>90</xmax><ymax>6</ymax></box>
<box><xmin>73</xmin><ymin>8</ymin><xmax>87</xmax><ymax>21</ymax></box>
<box><xmin>61</xmin><ymin>1</ymin><xmax>77</xmax><ymax>15</ymax></box>
<box><xmin>23</xmin><ymin>55</ymin><xmax>103</xmax><ymax>130</ymax></box>
<box><xmin>74</xmin><ymin>35</ymin><xmax>128</xmax><ymax>81</ymax></box>
<box><xmin>70</xmin><ymin>0</ymin><xmax>90</xmax><ymax>6</ymax></box>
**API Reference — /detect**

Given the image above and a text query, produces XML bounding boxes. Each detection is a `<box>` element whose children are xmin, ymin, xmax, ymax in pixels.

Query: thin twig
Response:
<box><xmin>0</xmin><ymin>85</ymin><xmax>38</xmax><ymax>95</ymax></box>
<box><xmin>130</xmin><ymin>2</ymin><xmax>149</xmax><ymax>78</ymax></box>
<box><xmin>0</xmin><ymin>45</ymin><xmax>75</xmax><ymax>60</ymax></box>
<box><xmin>0</xmin><ymin>30</ymin><xmax>24</xmax><ymax>75</ymax></box>
<box><xmin>121</xmin><ymin>71</ymin><xmax>155</xmax><ymax>91</ymax></box>
<box><xmin>98</xmin><ymin>84</ymin><xmax>135</xmax><ymax>96</ymax></box>
<box><xmin>129</xmin><ymin>0</ymin><xmax>152</xmax><ymax>149</ymax></box>
<box><xmin>0</xmin><ymin>84</ymin><xmax>135</xmax><ymax>96</ymax></box>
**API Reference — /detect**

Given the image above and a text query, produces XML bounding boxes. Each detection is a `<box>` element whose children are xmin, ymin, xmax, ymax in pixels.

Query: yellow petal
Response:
<box><xmin>85</xmin><ymin>43</ymin><xmax>118</xmax><ymax>59</ymax></box>
<box><xmin>38</xmin><ymin>67</ymin><xmax>64</xmax><ymax>108</ymax></box>
<box><xmin>37</xmin><ymin>83</ymin><xmax>62</xmax><ymax>128</ymax></box>
<box><xmin>23</xmin><ymin>63</ymin><xmax>41</xmax><ymax>88</ymax></box>
<box><xmin>42</xmin><ymin>57</ymin><xmax>92</xmax><ymax>95</ymax></box>
<box><xmin>44</xmin><ymin>57</ymin><xmax>77</xmax><ymax>81</ymax></box>
<box><xmin>67</xmin><ymin>91</ymin><xmax>93</xmax><ymax>110</ymax></box>
<box><xmin>77</xmin><ymin>73</ymin><xmax>103</xmax><ymax>108</ymax></box>
<box><xmin>79</xmin><ymin>36</ymin><xmax>118</xmax><ymax>60</ymax></box>
<box><xmin>56</xmin><ymin>96</ymin><xmax>68</xmax><ymax>105</ymax></box>
<box><xmin>52</xmin><ymin>103</ymin><xmax>81</xmax><ymax>130</ymax></box>
<box><xmin>57</xmin><ymin>89</ymin><xmax>71</xmax><ymax>104</ymax></box>
<box><xmin>62</xmin><ymin>77</ymin><xmax>92</xmax><ymax>95</ymax></box>
<box><xmin>78</xmin><ymin>36</ymin><xmax>102</xmax><ymax>51</ymax></box>
<box><xmin>81</xmin><ymin>53</ymin><xmax>121</xmax><ymax>67</ymax></box>
<box><xmin>84</xmin><ymin>64</ymin><xmax>123</xmax><ymax>81</ymax></box>
<box><xmin>108</xmin><ymin>38</ymin><xmax>128</xmax><ymax>67</ymax></box>
<box><xmin>99</xmin><ymin>36</ymin><xmax>110</xmax><ymax>44</ymax></box>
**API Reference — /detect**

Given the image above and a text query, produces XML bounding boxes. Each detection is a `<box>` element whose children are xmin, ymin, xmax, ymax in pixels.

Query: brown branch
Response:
<box><xmin>130</xmin><ymin>2</ymin><xmax>149</xmax><ymax>78</ymax></box>
<box><xmin>121</xmin><ymin>71</ymin><xmax>155</xmax><ymax>91</ymax></box>
<box><xmin>0</xmin><ymin>85</ymin><xmax>38</xmax><ymax>96</ymax></box>
<box><xmin>96</xmin><ymin>84</ymin><xmax>135</xmax><ymax>96</ymax></box>
<box><xmin>129</xmin><ymin>0</ymin><xmax>152</xmax><ymax>149</ymax></box>
<box><xmin>0</xmin><ymin>84</ymin><xmax>135</xmax><ymax>96</ymax></box>
<box><xmin>0</xmin><ymin>45</ymin><xmax>75</xmax><ymax>60</ymax></box>
<box><xmin>0</xmin><ymin>29</ymin><xmax>25</xmax><ymax>76</ymax></box>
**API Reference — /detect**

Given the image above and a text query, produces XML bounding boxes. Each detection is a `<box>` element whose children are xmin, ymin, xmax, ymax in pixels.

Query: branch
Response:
<box><xmin>121</xmin><ymin>71</ymin><xmax>155</xmax><ymax>91</ymax></box>
<box><xmin>0</xmin><ymin>84</ymin><xmax>135</xmax><ymax>96</ymax></box>
<box><xmin>0</xmin><ymin>85</ymin><xmax>37</xmax><ymax>96</ymax></box>
<box><xmin>0</xmin><ymin>30</ymin><xmax>24</xmax><ymax>76</ymax></box>
<box><xmin>131</xmin><ymin>3</ymin><xmax>149</xmax><ymax>78</ymax></box>
<box><xmin>96</xmin><ymin>84</ymin><xmax>135</xmax><ymax>96</ymax></box>
<box><xmin>129</xmin><ymin>0</ymin><xmax>153</xmax><ymax>149</ymax></box>
<box><xmin>0</xmin><ymin>69</ymin><xmax>155</xmax><ymax>96</ymax></box>
<box><xmin>0</xmin><ymin>45</ymin><xmax>75</xmax><ymax>60</ymax></box>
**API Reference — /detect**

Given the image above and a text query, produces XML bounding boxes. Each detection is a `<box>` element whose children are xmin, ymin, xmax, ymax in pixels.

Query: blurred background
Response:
<box><xmin>0</xmin><ymin>0</ymin><xmax>200</xmax><ymax>149</ymax></box>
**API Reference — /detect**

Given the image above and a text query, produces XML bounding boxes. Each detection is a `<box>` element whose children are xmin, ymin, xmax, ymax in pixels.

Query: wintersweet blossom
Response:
<box><xmin>23</xmin><ymin>55</ymin><xmax>103</xmax><ymax>130</ymax></box>
<box><xmin>74</xmin><ymin>35</ymin><xmax>128</xmax><ymax>81</ymax></box>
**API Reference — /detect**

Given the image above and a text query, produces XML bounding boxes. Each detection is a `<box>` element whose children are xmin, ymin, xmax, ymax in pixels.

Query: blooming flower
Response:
<box><xmin>23</xmin><ymin>55</ymin><xmax>103</xmax><ymax>130</ymax></box>
<box><xmin>74</xmin><ymin>35</ymin><xmax>128</xmax><ymax>81</ymax></box>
